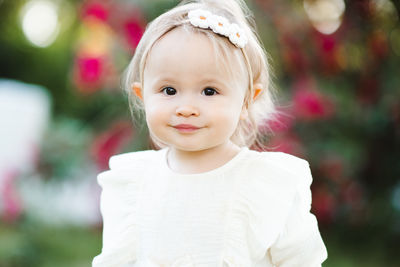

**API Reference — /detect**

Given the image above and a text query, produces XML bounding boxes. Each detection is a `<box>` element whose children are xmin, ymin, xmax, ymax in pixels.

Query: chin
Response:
<box><xmin>172</xmin><ymin>146</ymin><xmax>204</xmax><ymax>152</ymax></box>
<box><xmin>169</xmin><ymin>143</ymin><xmax>213</xmax><ymax>152</ymax></box>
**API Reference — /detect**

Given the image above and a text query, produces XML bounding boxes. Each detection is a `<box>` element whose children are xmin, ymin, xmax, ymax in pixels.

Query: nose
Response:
<box><xmin>175</xmin><ymin>105</ymin><xmax>199</xmax><ymax>117</ymax></box>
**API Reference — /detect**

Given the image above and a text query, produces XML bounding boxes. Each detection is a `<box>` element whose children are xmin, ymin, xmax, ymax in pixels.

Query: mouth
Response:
<box><xmin>173</xmin><ymin>124</ymin><xmax>201</xmax><ymax>133</ymax></box>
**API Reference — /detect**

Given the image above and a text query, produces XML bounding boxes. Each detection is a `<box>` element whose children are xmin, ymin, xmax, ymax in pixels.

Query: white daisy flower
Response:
<box><xmin>188</xmin><ymin>9</ymin><xmax>212</xmax><ymax>29</ymax></box>
<box><xmin>187</xmin><ymin>9</ymin><xmax>248</xmax><ymax>49</ymax></box>
<box><xmin>228</xmin><ymin>23</ymin><xmax>248</xmax><ymax>48</ymax></box>
<box><xmin>209</xmin><ymin>15</ymin><xmax>231</xmax><ymax>37</ymax></box>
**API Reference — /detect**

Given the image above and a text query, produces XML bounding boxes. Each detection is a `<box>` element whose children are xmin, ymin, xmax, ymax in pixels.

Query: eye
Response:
<box><xmin>202</xmin><ymin>87</ymin><xmax>219</xmax><ymax>96</ymax></box>
<box><xmin>161</xmin><ymin>87</ymin><xmax>176</xmax><ymax>95</ymax></box>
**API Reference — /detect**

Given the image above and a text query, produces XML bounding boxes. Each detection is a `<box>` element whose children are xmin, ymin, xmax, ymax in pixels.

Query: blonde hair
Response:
<box><xmin>122</xmin><ymin>0</ymin><xmax>282</xmax><ymax>150</ymax></box>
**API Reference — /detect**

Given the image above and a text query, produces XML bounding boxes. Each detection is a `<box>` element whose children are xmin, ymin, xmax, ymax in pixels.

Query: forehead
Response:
<box><xmin>144</xmin><ymin>27</ymin><xmax>246</xmax><ymax>85</ymax></box>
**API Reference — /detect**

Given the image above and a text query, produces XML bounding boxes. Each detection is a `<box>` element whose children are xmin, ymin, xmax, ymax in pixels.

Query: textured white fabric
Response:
<box><xmin>92</xmin><ymin>147</ymin><xmax>328</xmax><ymax>267</ymax></box>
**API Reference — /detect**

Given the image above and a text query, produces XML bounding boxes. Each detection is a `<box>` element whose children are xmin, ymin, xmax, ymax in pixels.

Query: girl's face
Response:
<box><xmin>142</xmin><ymin>27</ymin><xmax>248</xmax><ymax>152</ymax></box>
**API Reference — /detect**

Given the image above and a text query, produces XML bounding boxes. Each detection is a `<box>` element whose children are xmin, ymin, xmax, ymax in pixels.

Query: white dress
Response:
<box><xmin>92</xmin><ymin>146</ymin><xmax>328</xmax><ymax>267</ymax></box>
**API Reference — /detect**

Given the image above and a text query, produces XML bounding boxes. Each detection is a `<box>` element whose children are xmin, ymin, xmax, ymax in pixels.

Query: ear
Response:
<box><xmin>253</xmin><ymin>83</ymin><xmax>263</xmax><ymax>101</ymax></box>
<box><xmin>132</xmin><ymin>82</ymin><xmax>143</xmax><ymax>101</ymax></box>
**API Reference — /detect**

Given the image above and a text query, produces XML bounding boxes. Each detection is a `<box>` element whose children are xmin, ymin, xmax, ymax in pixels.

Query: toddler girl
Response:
<box><xmin>92</xmin><ymin>0</ymin><xmax>328</xmax><ymax>266</ymax></box>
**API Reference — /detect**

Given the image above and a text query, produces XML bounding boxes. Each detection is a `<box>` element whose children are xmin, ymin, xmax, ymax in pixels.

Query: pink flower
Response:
<box><xmin>90</xmin><ymin>121</ymin><xmax>134</xmax><ymax>171</ymax></box>
<box><xmin>107</xmin><ymin>5</ymin><xmax>146</xmax><ymax>51</ymax></box>
<box><xmin>1</xmin><ymin>170</ymin><xmax>23</xmax><ymax>223</ymax></box>
<box><xmin>312</xmin><ymin>184</ymin><xmax>337</xmax><ymax>225</ymax></box>
<box><xmin>78</xmin><ymin>56</ymin><xmax>102</xmax><ymax>83</ymax></box>
<box><xmin>123</xmin><ymin>18</ymin><xmax>144</xmax><ymax>50</ymax></box>
<box><xmin>73</xmin><ymin>55</ymin><xmax>103</xmax><ymax>93</ymax></box>
<box><xmin>72</xmin><ymin>54</ymin><xmax>115</xmax><ymax>93</ymax></box>
<box><xmin>313</xmin><ymin>32</ymin><xmax>342</xmax><ymax>75</ymax></box>
<box><xmin>293</xmin><ymin>88</ymin><xmax>335</xmax><ymax>120</ymax></box>
<box><xmin>81</xmin><ymin>1</ymin><xmax>109</xmax><ymax>22</ymax></box>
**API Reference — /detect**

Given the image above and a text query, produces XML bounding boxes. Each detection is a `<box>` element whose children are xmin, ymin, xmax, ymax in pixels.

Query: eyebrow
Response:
<box><xmin>152</xmin><ymin>76</ymin><xmax>231</xmax><ymax>88</ymax></box>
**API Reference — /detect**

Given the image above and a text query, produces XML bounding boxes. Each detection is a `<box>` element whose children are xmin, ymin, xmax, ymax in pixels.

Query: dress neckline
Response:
<box><xmin>160</xmin><ymin>146</ymin><xmax>249</xmax><ymax>178</ymax></box>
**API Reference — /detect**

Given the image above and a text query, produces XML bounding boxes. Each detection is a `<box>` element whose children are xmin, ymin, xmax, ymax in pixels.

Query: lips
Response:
<box><xmin>173</xmin><ymin>124</ymin><xmax>200</xmax><ymax>130</ymax></box>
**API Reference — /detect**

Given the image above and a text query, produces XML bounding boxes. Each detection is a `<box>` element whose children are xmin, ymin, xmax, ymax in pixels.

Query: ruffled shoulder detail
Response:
<box><xmin>221</xmin><ymin>150</ymin><xmax>312</xmax><ymax>265</ymax></box>
<box><xmin>265</xmin><ymin>153</ymin><xmax>327</xmax><ymax>266</ymax></box>
<box><xmin>92</xmin><ymin>149</ymin><xmax>161</xmax><ymax>267</ymax></box>
<box><xmin>260</xmin><ymin>151</ymin><xmax>313</xmax><ymax>209</ymax></box>
<box><xmin>109</xmin><ymin>149</ymin><xmax>160</xmax><ymax>170</ymax></box>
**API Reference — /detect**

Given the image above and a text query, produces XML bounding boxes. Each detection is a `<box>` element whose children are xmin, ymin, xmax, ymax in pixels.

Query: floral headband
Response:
<box><xmin>188</xmin><ymin>9</ymin><xmax>248</xmax><ymax>48</ymax></box>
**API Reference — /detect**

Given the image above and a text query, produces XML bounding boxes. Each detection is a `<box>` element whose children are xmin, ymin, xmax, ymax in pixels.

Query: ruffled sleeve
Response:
<box><xmin>92</xmin><ymin>151</ymin><xmax>150</xmax><ymax>267</ymax></box>
<box><xmin>267</xmin><ymin>153</ymin><xmax>328</xmax><ymax>266</ymax></box>
<box><xmin>220</xmin><ymin>151</ymin><xmax>300</xmax><ymax>266</ymax></box>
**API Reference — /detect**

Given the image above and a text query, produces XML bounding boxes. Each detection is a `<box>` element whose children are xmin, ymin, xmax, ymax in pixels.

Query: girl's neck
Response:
<box><xmin>166</xmin><ymin>141</ymin><xmax>242</xmax><ymax>175</ymax></box>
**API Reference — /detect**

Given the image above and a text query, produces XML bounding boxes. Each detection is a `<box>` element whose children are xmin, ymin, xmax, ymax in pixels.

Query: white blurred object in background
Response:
<box><xmin>18</xmin><ymin>169</ymin><xmax>101</xmax><ymax>226</ymax></box>
<box><xmin>0</xmin><ymin>79</ymin><xmax>51</xmax><ymax>173</ymax></box>
<box><xmin>0</xmin><ymin>79</ymin><xmax>101</xmax><ymax>226</ymax></box>
<box><xmin>0</xmin><ymin>79</ymin><xmax>51</xmax><ymax>221</ymax></box>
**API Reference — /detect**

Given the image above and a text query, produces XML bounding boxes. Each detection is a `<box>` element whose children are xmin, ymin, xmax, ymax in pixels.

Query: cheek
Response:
<box><xmin>211</xmin><ymin>102</ymin><xmax>243</xmax><ymax>128</ymax></box>
<box><xmin>144</xmin><ymin>99</ymin><xmax>167</xmax><ymax>130</ymax></box>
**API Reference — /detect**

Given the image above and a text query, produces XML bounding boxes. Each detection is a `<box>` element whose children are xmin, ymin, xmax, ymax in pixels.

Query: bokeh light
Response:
<box><xmin>19</xmin><ymin>0</ymin><xmax>60</xmax><ymax>47</ymax></box>
<box><xmin>303</xmin><ymin>0</ymin><xmax>345</xmax><ymax>35</ymax></box>
<box><xmin>369</xmin><ymin>0</ymin><xmax>399</xmax><ymax>27</ymax></box>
